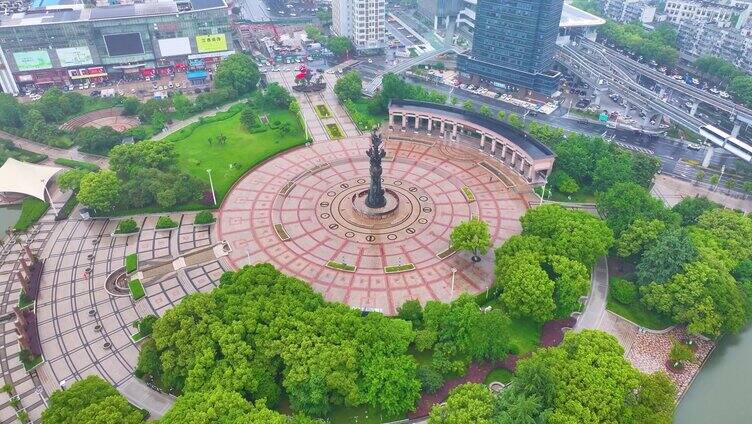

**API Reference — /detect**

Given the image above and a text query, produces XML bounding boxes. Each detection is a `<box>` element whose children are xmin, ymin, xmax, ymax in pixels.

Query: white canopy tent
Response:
<box><xmin>0</xmin><ymin>158</ymin><xmax>63</xmax><ymax>202</ymax></box>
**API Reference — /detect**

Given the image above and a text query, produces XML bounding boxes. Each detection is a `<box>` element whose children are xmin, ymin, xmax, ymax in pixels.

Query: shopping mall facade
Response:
<box><xmin>0</xmin><ymin>0</ymin><xmax>233</xmax><ymax>95</ymax></box>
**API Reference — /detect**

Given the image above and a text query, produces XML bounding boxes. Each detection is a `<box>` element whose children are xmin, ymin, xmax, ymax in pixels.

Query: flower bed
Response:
<box><xmin>129</xmin><ymin>279</ymin><xmax>145</xmax><ymax>300</ymax></box>
<box><xmin>326</xmin><ymin>261</ymin><xmax>357</xmax><ymax>272</ymax></box>
<box><xmin>314</xmin><ymin>104</ymin><xmax>332</xmax><ymax>118</ymax></box>
<box><xmin>461</xmin><ymin>186</ymin><xmax>475</xmax><ymax>203</ymax></box>
<box><xmin>384</xmin><ymin>263</ymin><xmax>415</xmax><ymax>273</ymax></box>
<box><xmin>325</xmin><ymin>123</ymin><xmax>344</xmax><ymax>139</ymax></box>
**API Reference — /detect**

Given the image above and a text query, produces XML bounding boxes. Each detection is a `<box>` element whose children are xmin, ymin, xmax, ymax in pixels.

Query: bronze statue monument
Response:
<box><xmin>365</xmin><ymin>128</ymin><xmax>387</xmax><ymax>208</ymax></box>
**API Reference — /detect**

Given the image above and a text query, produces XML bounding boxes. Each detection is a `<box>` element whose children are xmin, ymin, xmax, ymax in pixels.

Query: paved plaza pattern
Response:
<box><xmin>217</xmin><ymin>136</ymin><xmax>533</xmax><ymax>314</ymax></box>
<box><xmin>0</xmin><ymin>209</ymin><xmax>229</xmax><ymax>421</ymax></box>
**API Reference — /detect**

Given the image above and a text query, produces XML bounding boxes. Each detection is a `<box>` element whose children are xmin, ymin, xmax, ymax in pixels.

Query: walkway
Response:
<box><xmin>0</xmin><ymin>130</ymin><xmax>108</xmax><ymax>170</ymax></box>
<box><xmin>574</xmin><ymin>256</ymin><xmax>609</xmax><ymax>331</ymax></box>
<box><xmin>150</xmin><ymin>99</ymin><xmax>245</xmax><ymax>141</ymax></box>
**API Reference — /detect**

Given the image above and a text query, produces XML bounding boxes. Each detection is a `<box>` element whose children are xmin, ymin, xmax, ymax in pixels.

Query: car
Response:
<box><xmin>687</xmin><ymin>143</ymin><xmax>702</xmax><ymax>150</ymax></box>
<box><xmin>89</xmin><ymin>90</ymin><xmax>101</xmax><ymax>97</ymax></box>
<box><xmin>719</xmin><ymin>91</ymin><xmax>730</xmax><ymax>99</ymax></box>
<box><xmin>367</xmin><ymin>58</ymin><xmax>373</xmax><ymax>63</ymax></box>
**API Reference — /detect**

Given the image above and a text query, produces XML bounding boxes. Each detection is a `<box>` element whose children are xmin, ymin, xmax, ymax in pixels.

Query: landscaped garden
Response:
<box><xmin>324</xmin><ymin>123</ymin><xmax>344</xmax><ymax>139</ymax></box>
<box><xmin>166</xmin><ymin>98</ymin><xmax>306</xmax><ymax>203</ymax></box>
<box><xmin>0</xmin><ymin>139</ymin><xmax>47</xmax><ymax>166</ymax></box>
<box><xmin>314</xmin><ymin>104</ymin><xmax>332</xmax><ymax>118</ymax></box>
<box><xmin>128</xmin><ymin>279</ymin><xmax>145</xmax><ymax>300</ymax></box>
<box><xmin>13</xmin><ymin>198</ymin><xmax>49</xmax><ymax>231</ymax></box>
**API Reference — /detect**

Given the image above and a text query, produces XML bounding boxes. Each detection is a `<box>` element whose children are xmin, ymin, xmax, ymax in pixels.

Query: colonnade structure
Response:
<box><xmin>387</xmin><ymin>99</ymin><xmax>556</xmax><ymax>185</ymax></box>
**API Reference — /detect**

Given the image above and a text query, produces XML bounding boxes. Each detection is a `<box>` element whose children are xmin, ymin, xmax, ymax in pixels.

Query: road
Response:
<box><xmin>235</xmin><ymin>0</ymin><xmax>271</xmax><ymax>21</ymax></box>
<box><xmin>575</xmin><ymin>257</ymin><xmax>609</xmax><ymax>330</ymax></box>
<box><xmin>406</xmin><ymin>78</ymin><xmax>752</xmax><ymax>190</ymax></box>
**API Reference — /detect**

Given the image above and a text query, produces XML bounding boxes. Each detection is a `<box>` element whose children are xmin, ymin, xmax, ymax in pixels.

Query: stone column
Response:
<box><xmin>388</xmin><ymin>113</ymin><xmax>395</xmax><ymax>128</ymax></box>
<box><xmin>427</xmin><ymin>118</ymin><xmax>433</xmax><ymax>132</ymax></box>
<box><xmin>491</xmin><ymin>138</ymin><xmax>497</xmax><ymax>154</ymax></box>
<box><xmin>414</xmin><ymin>116</ymin><xmax>420</xmax><ymax>129</ymax></box>
<box><xmin>401</xmin><ymin>114</ymin><xmax>406</xmax><ymax>130</ymax></box>
<box><xmin>500</xmin><ymin>143</ymin><xmax>506</xmax><ymax>159</ymax></box>
<box><xmin>527</xmin><ymin>164</ymin><xmax>535</xmax><ymax>181</ymax></box>
<box><xmin>452</xmin><ymin>123</ymin><xmax>458</xmax><ymax>139</ymax></box>
<box><xmin>480</xmin><ymin>134</ymin><xmax>486</xmax><ymax>148</ymax></box>
<box><xmin>511</xmin><ymin>151</ymin><xmax>518</xmax><ymax>168</ymax></box>
<box><xmin>440</xmin><ymin>120</ymin><xmax>445</xmax><ymax>135</ymax></box>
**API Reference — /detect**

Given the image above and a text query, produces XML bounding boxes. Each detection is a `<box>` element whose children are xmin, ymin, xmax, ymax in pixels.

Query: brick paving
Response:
<box><xmin>217</xmin><ymin>136</ymin><xmax>532</xmax><ymax>314</ymax></box>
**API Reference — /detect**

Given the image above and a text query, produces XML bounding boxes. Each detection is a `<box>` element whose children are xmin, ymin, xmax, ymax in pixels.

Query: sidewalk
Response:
<box><xmin>0</xmin><ymin>129</ymin><xmax>109</xmax><ymax>169</ymax></box>
<box><xmin>150</xmin><ymin>99</ymin><xmax>246</xmax><ymax>141</ymax></box>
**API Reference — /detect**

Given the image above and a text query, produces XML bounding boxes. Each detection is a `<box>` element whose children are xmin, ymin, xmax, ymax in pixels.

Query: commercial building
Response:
<box><xmin>664</xmin><ymin>0</ymin><xmax>751</xmax><ymax>25</ymax></box>
<box><xmin>0</xmin><ymin>0</ymin><xmax>233</xmax><ymax>95</ymax></box>
<box><xmin>600</xmin><ymin>0</ymin><xmax>656</xmax><ymax>23</ymax></box>
<box><xmin>332</xmin><ymin>0</ymin><xmax>386</xmax><ymax>53</ymax></box>
<box><xmin>418</xmin><ymin>0</ymin><xmax>462</xmax><ymax>31</ymax></box>
<box><xmin>456</xmin><ymin>0</ymin><xmax>565</xmax><ymax>96</ymax></box>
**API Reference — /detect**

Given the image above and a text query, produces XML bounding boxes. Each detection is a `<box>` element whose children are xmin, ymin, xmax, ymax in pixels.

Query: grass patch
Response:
<box><xmin>0</xmin><ymin>139</ymin><xmax>47</xmax><ymax>165</ymax></box>
<box><xmin>461</xmin><ymin>186</ymin><xmax>475</xmax><ymax>202</ymax></box>
<box><xmin>129</xmin><ymin>279</ymin><xmax>145</xmax><ymax>300</ymax></box>
<box><xmin>18</xmin><ymin>291</ymin><xmax>33</xmax><ymax>309</ymax></box>
<box><xmin>125</xmin><ymin>253</ymin><xmax>138</xmax><ymax>273</ymax></box>
<box><xmin>384</xmin><ymin>263</ymin><xmax>415</xmax><ymax>273</ymax></box>
<box><xmin>607</xmin><ymin>294</ymin><xmax>673</xmax><ymax>330</ymax></box>
<box><xmin>20</xmin><ymin>350</ymin><xmax>43</xmax><ymax>372</ymax></box>
<box><xmin>167</xmin><ymin>105</ymin><xmax>306</xmax><ymax>203</ymax></box>
<box><xmin>53</xmin><ymin>158</ymin><xmax>100</xmax><ymax>171</ymax></box>
<box><xmin>508</xmin><ymin>317</ymin><xmax>542</xmax><ymax>355</ymax></box>
<box><xmin>314</xmin><ymin>104</ymin><xmax>332</xmax><ymax>118</ymax></box>
<box><xmin>14</xmin><ymin>198</ymin><xmax>49</xmax><ymax>231</ymax></box>
<box><xmin>484</xmin><ymin>368</ymin><xmax>513</xmax><ymax>385</ymax></box>
<box><xmin>344</xmin><ymin>98</ymin><xmax>386</xmax><ymax>131</ymax></box>
<box><xmin>328</xmin><ymin>404</ymin><xmax>402</xmax><ymax>424</ymax></box>
<box><xmin>326</xmin><ymin>261</ymin><xmax>357</xmax><ymax>272</ymax></box>
<box><xmin>325</xmin><ymin>123</ymin><xmax>344</xmax><ymax>139</ymax></box>
<box><xmin>537</xmin><ymin>185</ymin><xmax>597</xmax><ymax>203</ymax></box>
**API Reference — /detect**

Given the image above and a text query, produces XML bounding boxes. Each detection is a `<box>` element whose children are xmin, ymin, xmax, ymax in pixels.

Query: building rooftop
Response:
<box><xmin>0</xmin><ymin>0</ymin><xmax>226</xmax><ymax>28</ymax></box>
<box><xmin>559</xmin><ymin>3</ymin><xmax>606</xmax><ymax>28</ymax></box>
<box><xmin>389</xmin><ymin>99</ymin><xmax>555</xmax><ymax>160</ymax></box>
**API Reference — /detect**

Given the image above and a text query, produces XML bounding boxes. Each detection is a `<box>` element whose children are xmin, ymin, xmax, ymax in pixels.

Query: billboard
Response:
<box><xmin>13</xmin><ymin>50</ymin><xmax>52</xmax><ymax>71</ymax></box>
<box><xmin>158</xmin><ymin>37</ymin><xmax>192</xmax><ymax>57</ymax></box>
<box><xmin>196</xmin><ymin>34</ymin><xmax>227</xmax><ymax>53</ymax></box>
<box><xmin>104</xmin><ymin>33</ymin><xmax>145</xmax><ymax>56</ymax></box>
<box><xmin>56</xmin><ymin>47</ymin><xmax>93</xmax><ymax>67</ymax></box>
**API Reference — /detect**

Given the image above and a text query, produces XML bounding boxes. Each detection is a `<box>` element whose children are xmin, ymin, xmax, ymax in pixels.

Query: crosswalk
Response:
<box><xmin>613</xmin><ymin>141</ymin><xmax>654</xmax><ymax>155</ymax></box>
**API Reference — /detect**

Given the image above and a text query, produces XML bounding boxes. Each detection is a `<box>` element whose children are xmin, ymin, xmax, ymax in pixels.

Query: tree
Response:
<box><xmin>615</xmin><ymin>219</ymin><xmax>666</xmax><ymax>258</ymax></box>
<box><xmin>0</xmin><ymin>94</ymin><xmax>24</xmax><ymax>129</ymax></box>
<box><xmin>121</xmin><ymin>97</ymin><xmax>140</xmax><ymax>116</ymax></box>
<box><xmin>304</xmin><ymin>25</ymin><xmax>323</xmax><ymax>42</ymax></box>
<box><xmin>214</xmin><ymin>53</ymin><xmax>260</xmax><ymax>94</ymax></box>
<box><xmin>597</xmin><ymin>182</ymin><xmax>679</xmax><ymax>235</ymax></box>
<box><xmin>527</xmin><ymin>122</ymin><xmax>564</xmax><ymax>146</ymax></box>
<box><xmin>77</xmin><ymin>171</ymin><xmax>121</xmax><ymax>212</ymax></box>
<box><xmin>397</xmin><ymin>299</ymin><xmax>423</xmax><ymax>328</ymax></box>
<box><xmin>496</xmin><ymin>110</ymin><xmax>506</xmax><ymax>120</ymax></box>
<box><xmin>41</xmin><ymin>376</ymin><xmax>143</xmax><ymax>424</ymax></box>
<box><xmin>556</xmin><ymin>173</ymin><xmax>579</xmax><ymax>194</ymax></box>
<box><xmin>492</xmin><ymin>387</ymin><xmax>550</xmax><ymax>424</ymax></box>
<box><xmin>240</xmin><ymin>106</ymin><xmax>259</xmax><ymax>130</ymax></box>
<box><xmin>417</xmin><ymin>365</ymin><xmax>444</xmax><ymax>393</ymax></box>
<box><xmin>668</xmin><ymin>339</ymin><xmax>694</xmax><ymax>366</ymax></box>
<box><xmin>57</xmin><ymin>169</ymin><xmax>91</xmax><ymax>192</ymax></box>
<box><xmin>592</xmin><ymin>150</ymin><xmax>633</xmax><ymax>191</ymax></box>
<box><xmin>508</xmin><ymin>113</ymin><xmax>524</xmax><ymax>128</ymax></box>
<box><xmin>709</xmin><ymin>174</ymin><xmax>720</xmax><ymax>189</ymax></box>
<box><xmin>450</xmin><ymin>218</ymin><xmax>492</xmax><ymax>261</ymax></box>
<box><xmin>327</xmin><ymin>36</ymin><xmax>352</xmax><ymax>57</ymax></box>
<box><xmin>450</xmin><ymin>96</ymin><xmax>458</xmax><ymax>106</ymax></box>
<box><xmin>429</xmin><ymin>383</ymin><xmax>494</xmax><ymax>424</ymax></box>
<box><xmin>694</xmin><ymin>170</ymin><xmax>706</xmax><ymax>185</ymax></box>
<box><xmin>692</xmin><ymin>208</ymin><xmax>752</xmax><ymax>269</ymax></box>
<box><xmin>479</xmin><ymin>105</ymin><xmax>491</xmax><ymax>117</ymax></box>
<box><xmin>520</xmin><ymin>204</ymin><xmax>614</xmax><ymax>267</ymax></box>
<box><xmin>334</xmin><ymin>71</ymin><xmax>363</xmax><ymax>102</ymax></box>
<box><xmin>158</xmin><ymin>388</ymin><xmax>293</xmax><ymax>424</ymax></box>
<box><xmin>263</xmin><ymin>83</ymin><xmax>293</xmax><ymax>108</ymax></box>
<box><xmin>497</xmin><ymin>253</ymin><xmax>556</xmax><ymax>322</ymax></box>
<box><xmin>642</xmin><ymin>261</ymin><xmax>746</xmax><ymax>336</ymax></box>
<box><xmin>462</xmin><ymin>100</ymin><xmax>474</xmax><ymax>111</ymax></box>
<box><xmin>636</xmin><ymin>228</ymin><xmax>698</xmax><ymax>285</ymax></box>
<box><xmin>725</xmin><ymin>178</ymin><xmax>736</xmax><ymax>193</ymax></box>
<box><xmin>729</xmin><ymin>75</ymin><xmax>752</xmax><ymax>108</ymax></box>
<box><xmin>671</xmin><ymin>196</ymin><xmax>720</xmax><ymax>226</ymax></box>
<box><xmin>72</xmin><ymin>126</ymin><xmax>122</xmax><ymax>155</ymax></box>
<box><xmin>171</xmin><ymin>93</ymin><xmax>193</xmax><ymax>118</ymax></box>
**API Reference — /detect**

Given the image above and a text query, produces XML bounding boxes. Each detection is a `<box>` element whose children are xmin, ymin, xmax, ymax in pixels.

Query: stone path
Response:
<box><xmin>0</xmin><ymin>129</ymin><xmax>108</xmax><ymax>170</ymax></box>
<box><xmin>266</xmin><ymin>70</ymin><xmax>360</xmax><ymax>142</ymax></box>
<box><xmin>574</xmin><ymin>256</ymin><xmax>609</xmax><ymax>331</ymax></box>
<box><xmin>217</xmin><ymin>136</ymin><xmax>531</xmax><ymax>314</ymax></box>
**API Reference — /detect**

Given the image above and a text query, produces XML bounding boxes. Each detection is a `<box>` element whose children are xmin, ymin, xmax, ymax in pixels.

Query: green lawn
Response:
<box><xmin>53</xmin><ymin>158</ymin><xmax>100</xmax><ymax>171</ymax></box>
<box><xmin>14</xmin><ymin>198</ymin><xmax>49</xmax><ymax>231</ymax></box>
<box><xmin>0</xmin><ymin>139</ymin><xmax>47</xmax><ymax>165</ymax></box>
<box><xmin>537</xmin><ymin>185</ymin><xmax>597</xmax><ymax>203</ymax></box>
<box><xmin>484</xmin><ymin>368</ymin><xmax>513</xmax><ymax>385</ymax></box>
<box><xmin>129</xmin><ymin>279</ymin><xmax>145</xmax><ymax>300</ymax></box>
<box><xmin>168</xmin><ymin>106</ymin><xmax>305</xmax><ymax>203</ymax></box>
<box><xmin>508</xmin><ymin>317</ymin><xmax>542</xmax><ymax>355</ymax></box>
<box><xmin>328</xmin><ymin>404</ymin><xmax>402</xmax><ymax>424</ymax></box>
<box><xmin>607</xmin><ymin>294</ymin><xmax>673</xmax><ymax>330</ymax></box>
<box><xmin>125</xmin><ymin>253</ymin><xmax>138</xmax><ymax>273</ymax></box>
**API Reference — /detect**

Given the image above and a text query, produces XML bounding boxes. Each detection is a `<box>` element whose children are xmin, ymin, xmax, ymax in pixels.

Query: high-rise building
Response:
<box><xmin>457</xmin><ymin>0</ymin><xmax>564</xmax><ymax>96</ymax></box>
<box><xmin>332</xmin><ymin>0</ymin><xmax>386</xmax><ymax>53</ymax></box>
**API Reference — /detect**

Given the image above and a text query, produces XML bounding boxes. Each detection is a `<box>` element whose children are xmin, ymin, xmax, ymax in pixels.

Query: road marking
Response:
<box><xmin>613</xmin><ymin>141</ymin><xmax>654</xmax><ymax>155</ymax></box>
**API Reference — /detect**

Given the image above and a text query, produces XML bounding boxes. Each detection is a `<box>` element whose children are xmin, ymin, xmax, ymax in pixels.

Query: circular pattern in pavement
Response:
<box><xmin>217</xmin><ymin>137</ymin><xmax>532</xmax><ymax>314</ymax></box>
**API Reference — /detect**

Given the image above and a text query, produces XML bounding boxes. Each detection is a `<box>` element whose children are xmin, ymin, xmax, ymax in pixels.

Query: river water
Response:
<box><xmin>0</xmin><ymin>205</ymin><xmax>21</xmax><ymax>236</ymax></box>
<box><xmin>675</xmin><ymin>326</ymin><xmax>752</xmax><ymax>423</ymax></box>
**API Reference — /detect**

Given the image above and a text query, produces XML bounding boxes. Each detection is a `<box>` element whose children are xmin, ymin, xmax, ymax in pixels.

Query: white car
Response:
<box><xmin>687</xmin><ymin>143</ymin><xmax>702</xmax><ymax>150</ymax></box>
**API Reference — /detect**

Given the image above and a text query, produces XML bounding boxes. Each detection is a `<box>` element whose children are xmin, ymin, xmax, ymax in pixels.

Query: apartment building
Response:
<box><xmin>332</xmin><ymin>0</ymin><xmax>386</xmax><ymax>53</ymax></box>
<box><xmin>600</xmin><ymin>0</ymin><xmax>657</xmax><ymax>23</ymax></box>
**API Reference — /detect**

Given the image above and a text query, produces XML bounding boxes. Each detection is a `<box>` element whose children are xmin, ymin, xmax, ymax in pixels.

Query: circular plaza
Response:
<box><xmin>217</xmin><ymin>131</ymin><xmax>541</xmax><ymax>314</ymax></box>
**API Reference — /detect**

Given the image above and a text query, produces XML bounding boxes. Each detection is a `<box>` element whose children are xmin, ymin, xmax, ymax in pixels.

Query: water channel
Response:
<box><xmin>675</xmin><ymin>326</ymin><xmax>752</xmax><ymax>423</ymax></box>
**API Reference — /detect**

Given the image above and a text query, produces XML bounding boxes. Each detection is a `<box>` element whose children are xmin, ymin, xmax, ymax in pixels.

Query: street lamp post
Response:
<box><xmin>59</xmin><ymin>380</ymin><xmax>66</xmax><ymax>390</ymax></box>
<box><xmin>206</xmin><ymin>169</ymin><xmax>217</xmax><ymax>206</ymax></box>
<box><xmin>42</xmin><ymin>178</ymin><xmax>59</xmax><ymax>215</ymax></box>
<box><xmin>246</xmin><ymin>248</ymin><xmax>251</xmax><ymax>266</ymax></box>
<box><xmin>450</xmin><ymin>267</ymin><xmax>457</xmax><ymax>299</ymax></box>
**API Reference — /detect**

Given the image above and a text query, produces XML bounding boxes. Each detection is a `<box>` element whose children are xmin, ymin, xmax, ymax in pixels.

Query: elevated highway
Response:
<box><xmin>363</xmin><ymin>46</ymin><xmax>457</xmax><ymax>95</ymax></box>
<box><xmin>578</xmin><ymin>37</ymin><xmax>752</xmax><ymax>128</ymax></box>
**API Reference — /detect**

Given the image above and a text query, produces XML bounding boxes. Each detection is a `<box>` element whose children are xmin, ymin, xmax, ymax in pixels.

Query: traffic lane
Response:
<box><xmin>237</xmin><ymin>0</ymin><xmax>270</xmax><ymax>21</ymax></box>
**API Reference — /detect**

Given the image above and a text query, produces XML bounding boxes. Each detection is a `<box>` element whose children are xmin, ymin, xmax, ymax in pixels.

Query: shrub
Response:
<box><xmin>417</xmin><ymin>365</ymin><xmax>444</xmax><ymax>394</ymax></box>
<box><xmin>115</xmin><ymin>218</ymin><xmax>139</xmax><ymax>234</ymax></box>
<box><xmin>138</xmin><ymin>315</ymin><xmax>158</xmax><ymax>337</ymax></box>
<box><xmin>669</xmin><ymin>339</ymin><xmax>695</xmax><ymax>366</ymax></box>
<box><xmin>194</xmin><ymin>210</ymin><xmax>215</xmax><ymax>225</ymax></box>
<box><xmin>611</xmin><ymin>278</ymin><xmax>637</xmax><ymax>304</ymax></box>
<box><xmin>54</xmin><ymin>158</ymin><xmax>100</xmax><ymax>172</ymax></box>
<box><xmin>155</xmin><ymin>216</ymin><xmax>178</xmax><ymax>229</ymax></box>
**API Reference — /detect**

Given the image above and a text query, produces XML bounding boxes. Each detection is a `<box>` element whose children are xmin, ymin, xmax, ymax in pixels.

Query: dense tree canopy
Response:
<box><xmin>76</xmin><ymin>170</ymin><xmax>121</xmax><ymax>212</ymax></box>
<box><xmin>429</xmin><ymin>331</ymin><xmax>676</xmax><ymax>424</ymax></box>
<box><xmin>142</xmin><ymin>264</ymin><xmax>421</xmax><ymax>418</ymax></box>
<box><xmin>41</xmin><ymin>376</ymin><xmax>144</xmax><ymax>424</ymax></box>
<box><xmin>636</xmin><ymin>228</ymin><xmax>697</xmax><ymax>285</ymax></box>
<box><xmin>600</xmin><ymin>22</ymin><xmax>679</xmax><ymax>65</ymax></box>
<box><xmin>214</xmin><ymin>53</ymin><xmax>261</xmax><ymax>95</ymax></box>
<box><xmin>597</xmin><ymin>182</ymin><xmax>680</xmax><ymax>235</ymax></box>
<box><xmin>672</xmin><ymin>196</ymin><xmax>721</xmax><ymax>226</ymax></box>
<box><xmin>450</xmin><ymin>218</ymin><xmax>492</xmax><ymax>256</ymax></box>
<box><xmin>334</xmin><ymin>71</ymin><xmax>363</xmax><ymax>102</ymax></box>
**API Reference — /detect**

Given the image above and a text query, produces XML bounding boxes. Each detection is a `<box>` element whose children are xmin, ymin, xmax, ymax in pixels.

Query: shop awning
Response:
<box><xmin>187</xmin><ymin>70</ymin><xmax>208</xmax><ymax>79</ymax></box>
<box><xmin>0</xmin><ymin>158</ymin><xmax>62</xmax><ymax>202</ymax></box>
